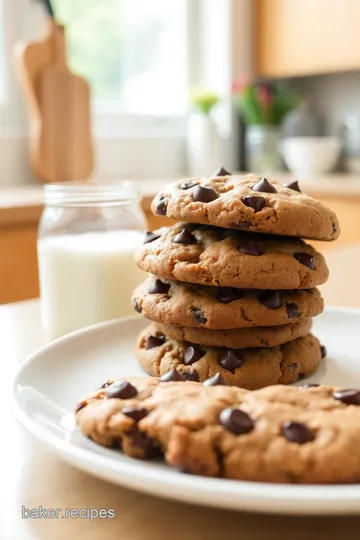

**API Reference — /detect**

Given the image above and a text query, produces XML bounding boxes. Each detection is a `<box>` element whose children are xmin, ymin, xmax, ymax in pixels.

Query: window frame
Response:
<box><xmin>0</xmin><ymin>0</ymin><xmax>251</xmax><ymax>184</ymax></box>
<box><xmin>0</xmin><ymin>0</ymin><xmax>199</xmax><ymax>137</ymax></box>
<box><xmin>0</xmin><ymin>1</ymin><xmax>5</xmax><ymax>104</ymax></box>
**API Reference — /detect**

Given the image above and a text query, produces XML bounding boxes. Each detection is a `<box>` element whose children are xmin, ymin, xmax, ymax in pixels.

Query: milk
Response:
<box><xmin>38</xmin><ymin>230</ymin><xmax>145</xmax><ymax>339</ymax></box>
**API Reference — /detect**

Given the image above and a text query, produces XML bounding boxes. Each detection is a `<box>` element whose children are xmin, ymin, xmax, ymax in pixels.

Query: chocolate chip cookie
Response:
<box><xmin>133</xmin><ymin>277</ymin><xmax>323</xmax><ymax>329</ymax></box>
<box><xmin>136</xmin><ymin>223</ymin><xmax>329</xmax><ymax>289</ymax></box>
<box><xmin>76</xmin><ymin>380</ymin><xmax>360</xmax><ymax>483</ymax></box>
<box><xmin>136</xmin><ymin>326</ymin><xmax>323</xmax><ymax>388</ymax></box>
<box><xmin>151</xmin><ymin>173</ymin><xmax>340</xmax><ymax>241</ymax></box>
<box><xmin>153</xmin><ymin>319</ymin><xmax>312</xmax><ymax>348</ymax></box>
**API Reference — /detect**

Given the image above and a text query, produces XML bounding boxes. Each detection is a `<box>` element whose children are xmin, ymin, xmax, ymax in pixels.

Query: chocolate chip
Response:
<box><xmin>297</xmin><ymin>372</ymin><xmax>305</xmax><ymax>380</ymax></box>
<box><xmin>285</xmin><ymin>302</ymin><xmax>299</xmax><ymax>318</ymax></box>
<box><xmin>320</xmin><ymin>345</ymin><xmax>327</xmax><ymax>358</ymax></box>
<box><xmin>122</xmin><ymin>407</ymin><xmax>148</xmax><ymax>421</ymax></box>
<box><xmin>219</xmin><ymin>408</ymin><xmax>254</xmax><ymax>435</ymax></box>
<box><xmin>155</xmin><ymin>198</ymin><xmax>167</xmax><ymax>215</ymax></box>
<box><xmin>191</xmin><ymin>307</ymin><xmax>207</xmax><ymax>325</ymax></box>
<box><xmin>145</xmin><ymin>334</ymin><xmax>166</xmax><ymax>349</ymax></box>
<box><xmin>184</xmin><ymin>345</ymin><xmax>205</xmax><ymax>365</ymax></box>
<box><xmin>216</xmin><ymin>287</ymin><xmax>244</xmax><ymax>304</ymax></box>
<box><xmin>286</xmin><ymin>362</ymin><xmax>298</xmax><ymax>372</ymax></box>
<box><xmin>173</xmin><ymin>228</ymin><xmax>197</xmax><ymax>245</ymax></box>
<box><xmin>258</xmin><ymin>291</ymin><xmax>282</xmax><ymax>309</ymax></box>
<box><xmin>131</xmin><ymin>431</ymin><xmax>159</xmax><ymax>458</ymax></box>
<box><xmin>285</xmin><ymin>180</ymin><xmax>301</xmax><ymax>192</ymax></box>
<box><xmin>242</xmin><ymin>195</ymin><xmax>266</xmax><ymax>212</ymax></box>
<box><xmin>75</xmin><ymin>400</ymin><xmax>87</xmax><ymax>413</ymax></box>
<box><xmin>143</xmin><ymin>231</ymin><xmax>161</xmax><ymax>244</ymax></box>
<box><xmin>107</xmin><ymin>381</ymin><xmax>138</xmax><ymax>400</ymax></box>
<box><xmin>230</xmin><ymin>221</ymin><xmax>252</xmax><ymax>230</ymax></box>
<box><xmin>100</xmin><ymin>381</ymin><xmax>112</xmax><ymax>389</ymax></box>
<box><xmin>112</xmin><ymin>438</ymin><xmax>122</xmax><ymax>450</ymax></box>
<box><xmin>239</xmin><ymin>239</ymin><xmax>264</xmax><ymax>256</ymax></box>
<box><xmin>219</xmin><ymin>350</ymin><xmax>244</xmax><ymax>373</ymax></box>
<box><xmin>203</xmin><ymin>373</ymin><xmax>227</xmax><ymax>386</ymax></box>
<box><xmin>282</xmin><ymin>421</ymin><xmax>314</xmax><ymax>444</ymax></box>
<box><xmin>213</xmin><ymin>166</ymin><xmax>231</xmax><ymax>176</ymax></box>
<box><xmin>149</xmin><ymin>279</ymin><xmax>170</xmax><ymax>295</ymax></box>
<box><xmin>293</xmin><ymin>252</ymin><xmax>316</xmax><ymax>270</ymax></box>
<box><xmin>299</xmin><ymin>383</ymin><xmax>320</xmax><ymax>389</ymax></box>
<box><xmin>333</xmin><ymin>389</ymin><xmax>360</xmax><ymax>405</ymax></box>
<box><xmin>193</xmin><ymin>185</ymin><xmax>218</xmax><ymax>203</ymax></box>
<box><xmin>183</xmin><ymin>371</ymin><xmax>200</xmax><ymax>382</ymax></box>
<box><xmin>180</xmin><ymin>181</ymin><xmax>198</xmax><ymax>189</ymax></box>
<box><xmin>332</xmin><ymin>222</ymin><xmax>337</xmax><ymax>234</ymax></box>
<box><xmin>160</xmin><ymin>369</ymin><xmax>184</xmax><ymax>382</ymax></box>
<box><xmin>252</xmin><ymin>178</ymin><xmax>277</xmax><ymax>193</ymax></box>
<box><xmin>133</xmin><ymin>298</ymin><xmax>142</xmax><ymax>313</ymax></box>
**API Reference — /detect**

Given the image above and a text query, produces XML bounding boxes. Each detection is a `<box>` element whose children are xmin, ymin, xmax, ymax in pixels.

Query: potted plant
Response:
<box><xmin>232</xmin><ymin>77</ymin><xmax>298</xmax><ymax>173</ymax></box>
<box><xmin>187</xmin><ymin>88</ymin><xmax>221</xmax><ymax>176</ymax></box>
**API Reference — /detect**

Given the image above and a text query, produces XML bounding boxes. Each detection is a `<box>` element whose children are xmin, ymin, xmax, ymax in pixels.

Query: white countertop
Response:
<box><xmin>2</xmin><ymin>173</ymin><xmax>360</xmax><ymax>213</ymax></box>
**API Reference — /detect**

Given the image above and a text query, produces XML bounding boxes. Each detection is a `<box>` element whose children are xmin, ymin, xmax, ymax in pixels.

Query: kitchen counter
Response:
<box><xmin>2</xmin><ymin>172</ymin><xmax>360</xmax><ymax>226</ymax></box>
<box><xmin>0</xmin><ymin>186</ymin><xmax>43</xmax><ymax>227</ymax></box>
<box><xmin>1</xmin><ymin>175</ymin><xmax>360</xmax><ymax>304</ymax></box>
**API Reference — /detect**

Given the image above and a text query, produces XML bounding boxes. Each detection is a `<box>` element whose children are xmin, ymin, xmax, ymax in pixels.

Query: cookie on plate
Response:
<box><xmin>136</xmin><ymin>326</ymin><xmax>323</xmax><ymax>388</ymax></box>
<box><xmin>151</xmin><ymin>173</ymin><xmax>339</xmax><ymax>241</ymax></box>
<box><xmin>136</xmin><ymin>223</ymin><xmax>329</xmax><ymax>290</ymax></box>
<box><xmin>75</xmin><ymin>379</ymin><xmax>360</xmax><ymax>483</ymax></box>
<box><xmin>153</xmin><ymin>318</ymin><xmax>312</xmax><ymax>348</ymax></box>
<box><xmin>133</xmin><ymin>277</ymin><xmax>324</xmax><ymax>329</ymax></box>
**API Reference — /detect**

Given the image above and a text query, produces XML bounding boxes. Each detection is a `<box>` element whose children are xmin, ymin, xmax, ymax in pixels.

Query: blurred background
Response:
<box><xmin>2</xmin><ymin>0</ymin><xmax>360</xmax><ymax>305</ymax></box>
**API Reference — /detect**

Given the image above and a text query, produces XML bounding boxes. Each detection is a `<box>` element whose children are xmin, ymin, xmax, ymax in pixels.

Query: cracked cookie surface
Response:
<box><xmin>133</xmin><ymin>277</ymin><xmax>323</xmax><ymax>329</ymax></box>
<box><xmin>151</xmin><ymin>174</ymin><xmax>340</xmax><ymax>241</ymax></box>
<box><xmin>153</xmin><ymin>319</ymin><xmax>312</xmax><ymax>348</ymax></box>
<box><xmin>75</xmin><ymin>380</ymin><xmax>360</xmax><ymax>483</ymax></box>
<box><xmin>136</xmin><ymin>223</ymin><xmax>329</xmax><ymax>289</ymax></box>
<box><xmin>136</xmin><ymin>326</ymin><xmax>322</xmax><ymax>388</ymax></box>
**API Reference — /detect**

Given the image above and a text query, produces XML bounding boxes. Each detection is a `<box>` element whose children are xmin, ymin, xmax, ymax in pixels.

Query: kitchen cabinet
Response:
<box><xmin>255</xmin><ymin>0</ymin><xmax>360</xmax><ymax>77</ymax></box>
<box><xmin>2</xmin><ymin>224</ymin><xmax>40</xmax><ymax>304</ymax></box>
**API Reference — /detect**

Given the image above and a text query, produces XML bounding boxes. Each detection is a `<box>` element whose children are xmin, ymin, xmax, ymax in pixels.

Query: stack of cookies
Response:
<box><xmin>132</xmin><ymin>170</ymin><xmax>339</xmax><ymax>389</ymax></box>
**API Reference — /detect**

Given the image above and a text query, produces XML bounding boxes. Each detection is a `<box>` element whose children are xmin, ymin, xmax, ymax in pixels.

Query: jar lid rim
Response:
<box><xmin>44</xmin><ymin>180</ymin><xmax>138</xmax><ymax>205</ymax></box>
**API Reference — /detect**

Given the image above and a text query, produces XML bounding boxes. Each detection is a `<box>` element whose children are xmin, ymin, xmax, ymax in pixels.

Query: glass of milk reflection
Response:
<box><xmin>37</xmin><ymin>181</ymin><xmax>146</xmax><ymax>339</ymax></box>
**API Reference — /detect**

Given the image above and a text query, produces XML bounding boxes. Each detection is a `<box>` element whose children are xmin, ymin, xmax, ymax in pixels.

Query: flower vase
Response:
<box><xmin>245</xmin><ymin>124</ymin><xmax>282</xmax><ymax>174</ymax></box>
<box><xmin>187</xmin><ymin>112</ymin><xmax>222</xmax><ymax>176</ymax></box>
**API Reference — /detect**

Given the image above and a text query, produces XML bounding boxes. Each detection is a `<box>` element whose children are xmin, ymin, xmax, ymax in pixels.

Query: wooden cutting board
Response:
<box><xmin>16</xmin><ymin>20</ymin><xmax>94</xmax><ymax>183</ymax></box>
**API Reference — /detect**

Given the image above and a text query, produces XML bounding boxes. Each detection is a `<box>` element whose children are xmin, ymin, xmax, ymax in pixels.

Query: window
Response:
<box><xmin>0</xmin><ymin>0</ymin><xmax>238</xmax><ymax>183</ymax></box>
<box><xmin>53</xmin><ymin>0</ymin><xmax>188</xmax><ymax>117</ymax></box>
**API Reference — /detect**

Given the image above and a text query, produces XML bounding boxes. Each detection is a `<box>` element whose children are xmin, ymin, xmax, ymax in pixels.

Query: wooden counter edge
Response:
<box><xmin>0</xmin><ymin>204</ymin><xmax>43</xmax><ymax>228</ymax></box>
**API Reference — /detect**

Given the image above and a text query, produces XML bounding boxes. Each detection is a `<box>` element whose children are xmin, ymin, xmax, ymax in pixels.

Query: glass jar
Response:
<box><xmin>245</xmin><ymin>124</ymin><xmax>282</xmax><ymax>174</ymax></box>
<box><xmin>38</xmin><ymin>181</ymin><xmax>146</xmax><ymax>339</ymax></box>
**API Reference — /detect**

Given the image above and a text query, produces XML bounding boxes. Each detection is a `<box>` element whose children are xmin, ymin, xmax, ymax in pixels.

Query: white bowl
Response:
<box><xmin>277</xmin><ymin>137</ymin><xmax>342</xmax><ymax>178</ymax></box>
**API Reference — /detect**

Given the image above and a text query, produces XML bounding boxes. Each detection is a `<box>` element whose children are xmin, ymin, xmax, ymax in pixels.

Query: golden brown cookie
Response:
<box><xmin>76</xmin><ymin>380</ymin><xmax>360</xmax><ymax>483</ymax></box>
<box><xmin>132</xmin><ymin>277</ymin><xmax>324</xmax><ymax>329</ymax></box>
<box><xmin>151</xmin><ymin>173</ymin><xmax>339</xmax><ymax>240</ymax></box>
<box><xmin>136</xmin><ymin>326</ymin><xmax>323</xmax><ymax>388</ymax></box>
<box><xmin>136</xmin><ymin>223</ymin><xmax>329</xmax><ymax>290</ymax></box>
<box><xmin>153</xmin><ymin>319</ymin><xmax>312</xmax><ymax>348</ymax></box>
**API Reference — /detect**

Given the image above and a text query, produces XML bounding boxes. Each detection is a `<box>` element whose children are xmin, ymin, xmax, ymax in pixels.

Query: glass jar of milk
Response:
<box><xmin>38</xmin><ymin>181</ymin><xmax>146</xmax><ymax>339</ymax></box>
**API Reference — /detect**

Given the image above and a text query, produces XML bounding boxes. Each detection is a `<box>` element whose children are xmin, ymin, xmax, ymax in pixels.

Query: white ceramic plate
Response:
<box><xmin>12</xmin><ymin>307</ymin><xmax>360</xmax><ymax>515</ymax></box>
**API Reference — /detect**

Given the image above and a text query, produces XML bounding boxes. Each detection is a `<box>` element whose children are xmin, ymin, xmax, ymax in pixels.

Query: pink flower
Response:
<box><xmin>257</xmin><ymin>84</ymin><xmax>272</xmax><ymax>107</ymax></box>
<box><xmin>231</xmin><ymin>74</ymin><xmax>251</xmax><ymax>94</ymax></box>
